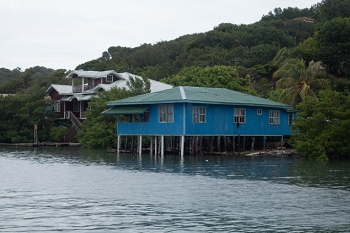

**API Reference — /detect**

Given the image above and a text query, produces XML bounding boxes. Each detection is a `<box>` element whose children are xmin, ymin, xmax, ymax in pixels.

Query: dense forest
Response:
<box><xmin>0</xmin><ymin>0</ymin><xmax>349</xmax><ymax>160</ymax></box>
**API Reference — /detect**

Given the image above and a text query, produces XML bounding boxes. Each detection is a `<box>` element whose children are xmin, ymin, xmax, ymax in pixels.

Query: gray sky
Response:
<box><xmin>0</xmin><ymin>0</ymin><xmax>319</xmax><ymax>71</ymax></box>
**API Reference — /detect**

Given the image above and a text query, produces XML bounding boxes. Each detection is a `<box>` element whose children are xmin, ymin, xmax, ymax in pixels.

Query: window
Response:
<box><xmin>269</xmin><ymin>110</ymin><xmax>280</xmax><ymax>125</ymax></box>
<box><xmin>193</xmin><ymin>106</ymin><xmax>206</xmax><ymax>123</ymax></box>
<box><xmin>143</xmin><ymin>111</ymin><xmax>149</xmax><ymax>122</ymax></box>
<box><xmin>52</xmin><ymin>100</ymin><xmax>60</xmax><ymax>112</ymax></box>
<box><xmin>234</xmin><ymin>108</ymin><xmax>245</xmax><ymax>123</ymax></box>
<box><xmin>73</xmin><ymin>101</ymin><xmax>81</xmax><ymax>112</ymax></box>
<box><xmin>288</xmin><ymin>113</ymin><xmax>294</xmax><ymax>125</ymax></box>
<box><xmin>106</xmin><ymin>74</ymin><xmax>113</xmax><ymax>82</ymax></box>
<box><xmin>159</xmin><ymin>105</ymin><xmax>174</xmax><ymax>123</ymax></box>
<box><xmin>257</xmin><ymin>108</ymin><xmax>262</xmax><ymax>115</ymax></box>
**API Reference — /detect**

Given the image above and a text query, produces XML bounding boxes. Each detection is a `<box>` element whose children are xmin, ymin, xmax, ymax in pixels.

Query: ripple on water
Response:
<box><xmin>0</xmin><ymin>147</ymin><xmax>349</xmax><ymax>232</ymax></box>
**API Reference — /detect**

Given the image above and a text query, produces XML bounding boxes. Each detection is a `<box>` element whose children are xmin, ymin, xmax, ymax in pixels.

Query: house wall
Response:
<box><xmin>117</xmin><ymin>103</ymin><xmax>293</xmax><ymax>136</ymax></box>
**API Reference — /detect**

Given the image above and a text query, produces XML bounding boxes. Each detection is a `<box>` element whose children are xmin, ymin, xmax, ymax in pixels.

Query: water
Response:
<box><xmin>0</xmin><ymin>146</ymin><xmax>349</xmax><ymax>232</ymax></box>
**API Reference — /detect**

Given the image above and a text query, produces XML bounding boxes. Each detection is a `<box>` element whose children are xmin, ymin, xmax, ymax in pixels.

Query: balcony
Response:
<box><xmin>73</xmin><ymin>85</ymin><xmax>92</xmax><ymax>93</ymax></box>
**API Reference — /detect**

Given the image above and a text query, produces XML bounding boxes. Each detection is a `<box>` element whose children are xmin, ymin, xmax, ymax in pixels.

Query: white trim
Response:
<box><xmin>180</xmin><ymin>86</ymin><xmax>186</xmax><ymax>100</ymax></box>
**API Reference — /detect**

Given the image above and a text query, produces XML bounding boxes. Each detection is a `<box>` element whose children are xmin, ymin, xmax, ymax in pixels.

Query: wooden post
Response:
<box><xmin>232</xmin><ymin>136</ymin><xmax>235</xmax><ymax>155</ymax></box>
<box><xmin>155</xmin><ymin>136</ymin><xmax>158</xmax><ymax>155</ymax></box>
<box><xmin>117</xmin><ymin>135</ymin><xmax>120</xmax><ymax>153</ymax></box>
<box><xmin>281</xmin><ymin>135</ymin><xmax>284</xmax><ymax>149</ymax></box>
<box><xmin>33</xmin><ymin>124</ymin><xmax>38</xmax><ymax>146</ymax></box>
<box><xmin>138</xmin><ymin>135</ymin><xmax>142</xmax><ymax>156</ymax></box>
<box><xmin>209</xmin><ymin>136</ymin><xmax>213</xmax><ymax>153</ymax></box>
<box><xmin>238</xmin><ymin>136</ymin><xmax>241</xmax><ymax>152</ymax></box>
<box><xmin>161</xmin><ymin>136</ymin><xmax>164</xmax><ymax>156</ymax></box>
<box><xmin>181</xmin><ymin>135</ymin><xmax>185</xmax><ymax>157</ymax></box>
<box><xmin>150</xmin><ymin>136</ymin><xmax>153</xmax><ymax>156</ymax></box>
<box><xmin>243</xmin><ymin>136</ymin><xmax>246</xmax><ymax>152</ymax></box>
<box><xmin>263</xmin><ymin>136</ymin><xmax>267</xmax><ymax>150</ymax></box>
<box><xmin>124</xmin><ymin>136</ymin><xmax>128</xmax><ymax>151</ymax></box>
<box><xmin>251</xmin><ymin>136</ymin><xmax>255</xmax><ymax>151</ymax></box>
<box><xmin>131</xmin><ymin>136</ymin><xmax>134</xmax><ymax>154</ymax></box>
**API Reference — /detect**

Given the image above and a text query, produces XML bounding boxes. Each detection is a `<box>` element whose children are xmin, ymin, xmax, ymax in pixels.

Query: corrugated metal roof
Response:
<box><xmin>65</xmin><ymin>70</ymin><xmax>121</xmax><ymax>79</ymax></box>
<box><xmin>91</xmin><ymin>72</ymin><xmax>172</xmax><ymax>93</ymax></box>
<box><xmin>60</xmin><ymin>94</ymin><xmax>96</xmax><ymax>102</ymax></box>
<box><xmin>46</xmin><ymin>84</ymin><xmax>72</xmax><ymax>95</ymax></box>
<box><xmin>107</xmin><ymin>86</ymin><xmax>293</xmax><ymax>110</ymax></box>
<box><xmin>101</xmin><ymin>105</ymin><xmax>149</xmax><ymax>115</ymax></box>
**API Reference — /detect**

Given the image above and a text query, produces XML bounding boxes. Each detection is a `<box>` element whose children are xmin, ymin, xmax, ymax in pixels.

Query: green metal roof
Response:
<box><xmin>107</xmin><ymin>86</ymin><xmax>293</xmax><ymax>110</ymax></box>
<box><xmin>101</xmin><ymin>105</ymin><xmax>149</xmax><ymax>115</ymax></box>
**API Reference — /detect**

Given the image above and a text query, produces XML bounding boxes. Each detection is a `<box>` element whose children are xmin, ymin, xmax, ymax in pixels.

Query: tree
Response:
<box><xmin>161</xmin><ymin>65</ymin><xmax>256</xmax><ymax>95</ymax></box>
<box><xmin>272</xmin><ymin>58</ymin><xmax>330</xmax><ymax>106</ymax></box>
<box><xmin>289</xmin><ymin>90</ymin><xmax>350</xmax><ymax>160</ymax></box>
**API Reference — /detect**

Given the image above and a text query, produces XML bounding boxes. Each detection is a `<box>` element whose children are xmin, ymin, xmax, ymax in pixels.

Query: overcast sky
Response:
<box><xmin>0</xmin><ymin>0</ymin><xmax>319</xmax><ymax>71</ymax></box>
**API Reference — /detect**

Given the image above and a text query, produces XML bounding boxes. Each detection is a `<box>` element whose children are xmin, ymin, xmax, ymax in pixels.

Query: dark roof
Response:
<box><xmin>107</xmin><ymin>86</ymin><xmax>293</xmax><ymax>110</ymax></box>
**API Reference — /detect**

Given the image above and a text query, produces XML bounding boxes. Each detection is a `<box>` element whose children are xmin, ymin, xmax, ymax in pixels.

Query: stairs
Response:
<box><xmin>63</xmin><ymin>111</ymin><xmax>82</xmax><ymax>142</ymax></box>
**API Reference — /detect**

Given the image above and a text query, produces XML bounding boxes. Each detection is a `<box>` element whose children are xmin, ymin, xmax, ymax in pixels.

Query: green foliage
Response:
<box><xmin>161</xmin><ymin>65</ymin><xmax>256</xmax><ymax>95</ymax></box>
<box><xmin>297</xmin><ymin>17</ymin><xmax>350</xmax><ymax>77</ymax></box>
<box><xmin>50</xmin><ymin>126</ymin><xmax>67</xmax><ymax>142</ymax></box>
<box><xmin>272</xmin><ymin>56</ymin><xmax>331</xmax><ymax>106</ymax></box>
<box><xmin>316</xmin><ymin>0</ymin><xmax>350</xmax><ymax>21</ymax></box>
<box><xmin>0</xmin><ymin>67</ymin><xmax>21</xmax><ymax>86</ymax></box>
<box><xmin>0</xmin><ymin>85</ymin><xmax>52</xmax><ymax>143</ymax></box>
<box><xmin>0</xmin><ymin>66</ymin><xmax>56</xmax><ymax>94</ymax></box>
<box><xmin>289</xmin><ymin>90</ymin><xmax>350</xmax><ymax>160</ymax></box>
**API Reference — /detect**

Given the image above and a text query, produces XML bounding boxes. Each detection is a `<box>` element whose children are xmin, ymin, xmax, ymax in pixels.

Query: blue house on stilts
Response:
<box><xmin>103</xmin><ymin>86</ymin><xmax>296</xmax><ymax>156</ymax></box>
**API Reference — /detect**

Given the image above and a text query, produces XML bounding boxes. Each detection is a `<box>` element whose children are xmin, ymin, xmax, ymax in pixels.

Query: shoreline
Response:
<box><xmin>0</xmin><ymin>142</ymin><xmax>81</xmax><ymax>147</ymax></box>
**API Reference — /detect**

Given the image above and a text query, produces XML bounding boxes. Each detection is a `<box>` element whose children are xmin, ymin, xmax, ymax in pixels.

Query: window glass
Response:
<box><xmin>269</xmin><ymin>110</ymin><xmax>280</xmax><ymax>125</ymax></box>
<box><xmin>53</xmin><ymin>100</ymin><xmax>60</xmax><ymax>112</ymax></box>
<box><xmin>107</xmin><ymin>75</ymin><xmax>113</xmax><ymax>82</ymax></box>
<box><xmin>288</xmin><ymin>113</ymin><xmax>293</xmax><ymax>125</ymax></box>
<box><xmin>234</xmin><ymin>108</ymin><xmax>245</xmax><ymax>123</ymax></box>
<box><xmin>73</xmin><ymin>101</ymin><xmax>80</xmax><ymax>112</ymax></box>
<box><xmin>159</xmin><ymin>105</ymin><xmax>174</xmax><ymax>123</ymax></box>
<box><xmin>193</xmin><ymin>106</ymin><xmax>206</xmax><ymax>123</ymax></box>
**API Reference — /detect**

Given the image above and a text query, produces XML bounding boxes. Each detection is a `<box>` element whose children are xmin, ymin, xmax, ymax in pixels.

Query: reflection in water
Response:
<box><xmin>0</xmin><ymin>146</ymin><xmax>349</xmax><ymax>232</ymax></box>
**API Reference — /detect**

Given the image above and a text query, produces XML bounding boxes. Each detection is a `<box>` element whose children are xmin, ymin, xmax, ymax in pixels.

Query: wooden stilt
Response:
<box><xmin>243</xmin><ymin>136</ymin><xmax>246</xmax><ymax>152</ymax></box>
<box><xmin>251</xmin><ymin>136</ymin><xmax>255</xmax><ymax>151</ymax></box>
<box><xmin>155</xmin><ymin>136</ymin><xmax>158</xmax><ymax>155</ymax></box>
<box><xmin>117</xmin><ymin>135</ymin><xmax>120</xmax><ymax>153</ymax></box>
<box><xmin>232</xmin><ymin>136</ymin><xmax>235</xmax><ymax>155</ymax></box>
<box><xmin>209</xmin><ymin>136</ymin><xmax>213</xmax><ymax>153</ymax></box>
<box><xmin>217</xmin><ymin>136</ymin><xmax>221</xmax><ymax>153</ymax></box>
<box><xmin>138</xmin><ymin>135</ymin><xmax>142</xmax><ymax>156</ymax></box>
<box><xmin>181</xmin><ymin>135</ymin><xmax>184</xmax><ymax>157</ymax></box>
<box><xmin>161</xmin><ymin>136</ymin><xmax>164</xmax><ymax>156</ymax></box>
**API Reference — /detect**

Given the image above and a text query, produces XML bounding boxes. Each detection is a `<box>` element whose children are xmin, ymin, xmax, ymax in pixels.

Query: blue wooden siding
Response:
<box><xmin>117</xmin><ymin>103</ymin><xmax>293</xmax><ymax>136</ymax></box>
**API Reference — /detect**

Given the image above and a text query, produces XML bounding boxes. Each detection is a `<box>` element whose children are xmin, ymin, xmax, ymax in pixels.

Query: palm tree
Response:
<box><xmin>272</xmin><ymin>58</ymin><xmax>330</xmax><ymax>106</ymax></box>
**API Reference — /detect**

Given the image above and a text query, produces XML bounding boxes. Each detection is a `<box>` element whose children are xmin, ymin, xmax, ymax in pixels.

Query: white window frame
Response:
<box><xmin>53</xmin><ymin>100</ymin><xmax>60</xmax><ymax>112</ymax></box>
<box><xmin>257</xmin><ymin>108</ymin><xmax>262</xmax><ymax>115</ymax></box>
<box><xmin>106</xmin><ymin>74</ymin><xmax>113</xmax><ymax>83</ymax></box>
<box><xmin>269</xmin><ymin>110</ymin><xmax>280</xmax><ymax>125</ymax></box>
<box><xmin>193</xmin><ymin>106</ymin><xmax>206</xmax><ymax>123</ymax></box>
<box><xmin>288</xmin><ymin>113</ymin><xmax>294</xmax><ymax>125</ymax></box>
<box><xmin>159</xmin><ymin>105</ymin><xmax>174</xmax><ymax>123</ymax></box>
<box><xmin>234</xmin><ymin>108</ymin><xmax>246</xmax><ymax>124</ymax></box>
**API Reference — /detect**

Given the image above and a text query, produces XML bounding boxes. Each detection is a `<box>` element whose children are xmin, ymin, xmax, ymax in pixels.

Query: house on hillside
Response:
<box><xmin>46</xmin><ymin>70</ymin><xmax>172</xmax><ymax>141</ymax></box>
<box><xmin>104</xmin><ymin>86</ymin><xmax>296</xmax><ymax>156</ymax></box>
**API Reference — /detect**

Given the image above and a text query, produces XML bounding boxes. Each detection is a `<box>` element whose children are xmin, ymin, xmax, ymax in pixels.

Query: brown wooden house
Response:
<box><xmin>46</xmin><ymin>70</ymin><xmax>172</xmax><ymax>141</ymax></box>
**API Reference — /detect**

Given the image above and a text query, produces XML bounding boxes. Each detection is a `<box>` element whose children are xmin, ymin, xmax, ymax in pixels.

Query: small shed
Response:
<box><xmin>104</xmin><ymin>86</ymin><xmax>296</xmax><ymax>156</ymax></box>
